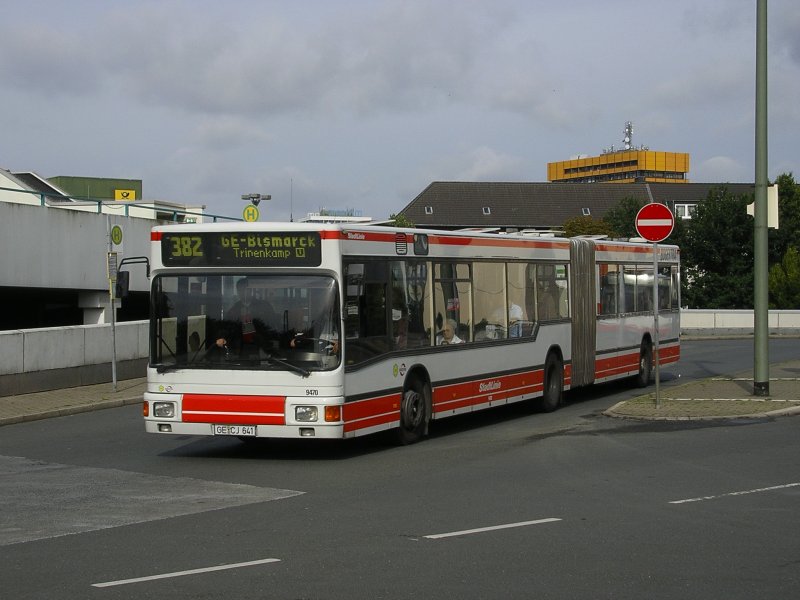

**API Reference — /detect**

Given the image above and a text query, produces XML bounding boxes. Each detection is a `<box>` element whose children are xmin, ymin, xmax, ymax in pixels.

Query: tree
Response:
<box><xmin>563</xmin><ymin>215</ymin><xmax>616</xmax><ymax>238</ymax></box>
<box><xmin>681</xmin><ymin>186</ymin><xmax>754</xmax><ymax>308</ymax></box>
<box><xmin>389</xmin><ymin>213</ymin><xmax>415</xmax><ymax>228</ymax></box>
<box><xmin>602</xmin><ymin>196</ymin><xmax>645</xmax><ymax>238</ymax></box>
<box><xmin>596</xmin><ymin>175</ymin><xmax>800</xmax><ymax>309</ymax></box>
<box><xmin>769</xmin><ymin>173</ymin><xmax>800</xmax><ymax>266</ymax></box>
<box><xmin>769</xmin><ymin>246</ymin><xmax>800</xmax><ymax>309</ymax></box>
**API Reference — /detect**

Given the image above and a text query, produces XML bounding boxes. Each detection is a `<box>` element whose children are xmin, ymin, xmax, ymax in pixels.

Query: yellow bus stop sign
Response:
<box><xmin>243</xmin><ymin>205</ymin><xmax>260</xmax><ymax>222</ymax></box>
<box><xmin>110</xmin><ymin>225</ymin><xmax>124</xmax><ymax>246</ymax></box>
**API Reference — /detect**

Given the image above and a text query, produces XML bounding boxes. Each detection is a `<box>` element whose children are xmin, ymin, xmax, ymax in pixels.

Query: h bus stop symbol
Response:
<box><xmin>243</xmin><ymin>205</ymin><xmax>260</xmax><ymax>222</ymax></box>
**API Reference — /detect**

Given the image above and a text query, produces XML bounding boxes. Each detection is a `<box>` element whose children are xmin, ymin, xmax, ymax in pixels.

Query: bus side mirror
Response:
<box><xmin>115</xmin><ymin>271</ymin><xmax>130</xmax><ymax>299</ymax></box>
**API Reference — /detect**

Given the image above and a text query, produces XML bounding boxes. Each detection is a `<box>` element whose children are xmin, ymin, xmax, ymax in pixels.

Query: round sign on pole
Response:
<box><xmin>110</xmin><ymin>224</ymin><xmax>123</xmax><ymax>246</ymax></box>
<box><xmin>242</xmin><ymin>204</ymin><xmax>260</xmax><ymax>222</ymax></box>
<box><xmin>635</xmin><ymin>203</ymin><xmax>674</xmax><ymax>243</ymax></box>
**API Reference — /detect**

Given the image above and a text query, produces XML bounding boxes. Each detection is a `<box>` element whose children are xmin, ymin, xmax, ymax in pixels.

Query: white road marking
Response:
<box><xmin>669</xmin><ymin>482</ymin><xmax>800</xmax><ymax>505</ymax></box>
<box><xmin>92</xmin><ymin>558</ymin><xmax>281</xmax><ymax>588</ymax></box>
<box><xmin>424</xmin><ymin>517</ymin><xmax>561</xmax><ymax>539</ymax></box>
<box><xmin>0</xmin><ymin>455</ymin><xmax>303</xmax><ymax>546</ymax></box>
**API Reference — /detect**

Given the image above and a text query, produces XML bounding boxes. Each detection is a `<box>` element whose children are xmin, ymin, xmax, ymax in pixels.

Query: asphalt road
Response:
<box><xmin>1</xmin><ymin>339</ymin><xmax>798</xmax><ymax>599</ymax></box>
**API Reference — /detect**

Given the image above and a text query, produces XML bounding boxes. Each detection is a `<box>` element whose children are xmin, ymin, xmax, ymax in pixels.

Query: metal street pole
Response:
<box><xmin>107</xmin><ymin>216</ymin><xmax>118</xmax><ymax>393</ymax></box>
<box><xmin>753</xmin><ymin>0</ymin><xmax>769</xmax><ymax>395</ymax></box>
<box><xmin>653</xmin><ymin>242</ymin><xmax>661</xmax><ymax>408</ymax></box>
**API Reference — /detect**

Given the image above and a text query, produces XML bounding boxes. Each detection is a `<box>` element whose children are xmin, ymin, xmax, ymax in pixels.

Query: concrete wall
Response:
<box><xmin>1</xmin><ymin>311</ymin><xmax>798</xmax><ymax>396</ymax></box>
<box><xmin>680</xmin><ymin>309</ymin><xmax>800</xmax><ymax>337</ymax></box>
<box><xmin>0</xmin><ymin>320</ymin><xmax>149</xmax><ymax>396</ymax></box>
<box><xmin>0</xmin><ymin>200</ymin><xmax>152</xmax><ymax>292</ymax></box>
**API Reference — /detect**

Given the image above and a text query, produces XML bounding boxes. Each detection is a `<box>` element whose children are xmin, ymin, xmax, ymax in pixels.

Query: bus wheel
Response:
<box><xmin>635</xmin><ymin>342</ymin><xmax>653</xmax><ymax>388</ymax></box>
<box><xmin>538</xmin><ymin>354</ymin><xmax>563</xmax><ymax>413</ymax></box>
<box><xmin>397</xmin><ymin>379</ymin><xmax>429</xmax><ymax>445</ymax></box>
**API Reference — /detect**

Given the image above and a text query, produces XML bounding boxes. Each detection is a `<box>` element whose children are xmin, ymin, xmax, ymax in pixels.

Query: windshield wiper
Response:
<box><xmin>265</xmin><ymin>355</ymin><xmax>310</xmax><ymax>377</ymax></box>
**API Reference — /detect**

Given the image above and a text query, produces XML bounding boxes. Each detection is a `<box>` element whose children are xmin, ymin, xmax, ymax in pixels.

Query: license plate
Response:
<box><xmin>212</xmin><ymin>424</ymin><xmax>256</xmax><ymax>437</ymax></box>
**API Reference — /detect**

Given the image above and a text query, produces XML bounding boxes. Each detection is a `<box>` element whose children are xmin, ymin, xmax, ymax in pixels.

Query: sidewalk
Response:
<box><xmin>605</xmin><ymin>358</ymin><xmax>800</xmax><ymax>420</ymax></box>
<box><xmin>1</xmin><ymin>361</ymin><xmax>799</xmax><ymax>427</ymax></box>
<box><xmin>0</xmin><ymin>377</ymin><xmax>146</xmax><ymax>426</ymax></box>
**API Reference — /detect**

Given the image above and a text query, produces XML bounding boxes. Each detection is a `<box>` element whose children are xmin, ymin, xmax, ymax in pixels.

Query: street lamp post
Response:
<box><xmin>241</xmin><ymin>193</ymin><xmax>271</xmax><ymax>206</ymax></box>
<box><xmin>753</xmin><ymin>0</ymin><xmax>769</xmax><ymax>396</ymax></box>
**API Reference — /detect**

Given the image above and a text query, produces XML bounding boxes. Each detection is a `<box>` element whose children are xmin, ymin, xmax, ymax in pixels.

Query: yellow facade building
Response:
<box><xmin>548</xmin><ymin>150</ymin><xmax>690</xmax><ymax>184</ymax></box>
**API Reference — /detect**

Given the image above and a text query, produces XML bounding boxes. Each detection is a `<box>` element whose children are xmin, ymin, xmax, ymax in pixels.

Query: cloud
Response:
<box><xmin>454</xmin><ymin>146</ymin><xmax>526</xmax><ymax>181</ymax></box>
<box><xmin>693</xmin><ymin>156</ymin><xmax>748</xmax><ymax>183</ymax></box>
<box><xmin>0</xmin><ymin>0</ymin><xmax>511</xmax><ymax>119</ymax></box>
<box><xmin>1</xmin><ymin>0</ymin><xmax>798</xmax><ymax>221</ymax></box>
<box><xmin>190</xmin><ymin>116</ymin><xmax>273</xmax><ymax>149</ymax></box>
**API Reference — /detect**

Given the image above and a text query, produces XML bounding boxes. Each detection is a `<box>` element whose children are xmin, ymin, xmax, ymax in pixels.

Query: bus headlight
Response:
<box><xmin>153</xmin><ymin>402</ymin><xmax>176</xmax><ymax>418</ymax></box>
<box><xmin>295</xmin><ymin>406</ymin><xmax>318</xmax><ymax>422</ymax></box>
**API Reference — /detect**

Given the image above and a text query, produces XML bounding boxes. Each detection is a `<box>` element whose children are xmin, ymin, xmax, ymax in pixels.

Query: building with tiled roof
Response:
<box><xmin>398</xmin><ymin>181</ymin><xmax>754</xmax><ymax>232</ymax></box>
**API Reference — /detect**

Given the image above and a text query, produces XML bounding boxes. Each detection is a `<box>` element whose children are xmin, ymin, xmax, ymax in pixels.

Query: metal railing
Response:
<box><xmin>0</xmin><ymin>186</ymin><xmax>240</xmax><ymax>223</ymax></box>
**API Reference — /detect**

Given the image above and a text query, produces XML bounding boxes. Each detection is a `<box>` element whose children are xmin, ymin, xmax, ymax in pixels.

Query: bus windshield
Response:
<box><xmin>151</xmin><ymin>273</ymin><xmax>340</xmax><ymax>373</ymax></box>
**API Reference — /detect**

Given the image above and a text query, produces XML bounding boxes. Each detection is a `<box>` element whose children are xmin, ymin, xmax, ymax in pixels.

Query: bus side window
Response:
<box><xmin>599</xmin><ymin>264</ymin><xmax>619</xmax><ymax>316</ymax></box>
<box><xmin>670</xmin><ymin>265</ymin><xmax>680</xmax><ymax>309</ymax></box>
<box><xmin>390</xmin><ymin>260</ymin><xmax>429</xmax><ymax>349</ymax></box>
<box><xmin>473</xmin><ymin>262</ymin><xmax>505</xmax><ymax>340</ymax></box>
<box><xmin>344</xmin><ymin>261</ymin><xmax>391</xmax><ymax>364</ymax></box>
<box><xmin>505</xmin><ymin>262</ymin><xmax>534</xmax><ymax>338</ymax></box>
<box><xmin>555</xmin><ymin>264</ymin><xmax>570</xmax><ymax>318</ymax></box>
<box><xmin>621</xmin><ymin>265</ymin><xmax>637</xmax><ymax>313</ymax></box>
<box><xmin>536</xmin><ymin>264</ymin><xmax>559</xmax><ymax>320</ymax></box>
<box><xmin>433</xmin><ymin>262</ymin><xmax>472</xmax><ymax>343</ymax></box>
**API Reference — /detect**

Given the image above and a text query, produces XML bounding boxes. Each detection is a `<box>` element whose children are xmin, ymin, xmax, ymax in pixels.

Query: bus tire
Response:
<box><xmin>635</xmin><ymin>341</ymin><xmax>653</xmax><ymax>388</ymax></box>
<box><xmin>397</xmin><ymin>378</ymin><xmax>430</xmax><ymax>445</ymax></box>
<box><xmin>538</xmin><ymin>353</ymin><xmax>563</xmax><ymax>413</ymax></box>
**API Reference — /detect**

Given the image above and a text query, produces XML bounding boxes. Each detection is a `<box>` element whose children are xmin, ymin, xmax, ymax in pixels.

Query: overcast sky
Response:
<box><xmin>1</xmin><ymin>0</ymin><xmax>798</xmax><ymax>221</ymax></box>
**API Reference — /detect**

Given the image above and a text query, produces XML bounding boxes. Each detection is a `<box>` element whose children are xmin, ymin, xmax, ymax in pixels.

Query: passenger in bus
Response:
<box><xmin>437</xmin><ymin>319</ymin><xmax>464</xmax><ymax>345</ymax></box>
<box><xmin>537</xmin><ymin>266</ymin><xmax>560</xmax><ymax>320</ymax></box>
<box><xmin>392</xmin><ymin>310</ymin><xmax>409</xmax><ymax>350</ymax></box>
<box><xmin>215</xmin><ymin>278</ymin><xmax>278</xmax><ymax>355</ymax></box>
<box><xmin>507</xmin><ymin>302</ymin><xmax>524</xmax><ymax>337</ymax></box>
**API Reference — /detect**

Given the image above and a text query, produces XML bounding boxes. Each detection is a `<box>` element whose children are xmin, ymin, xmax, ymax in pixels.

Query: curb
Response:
<box><xmin>604</xmin><ymin>399</ymin><xmax>800</xmax><ymax>421</ymax></box>
<box><xmin>0</xmin><ymin>395</ymin><xmax>143</xmax><ymax>427</ymax></box>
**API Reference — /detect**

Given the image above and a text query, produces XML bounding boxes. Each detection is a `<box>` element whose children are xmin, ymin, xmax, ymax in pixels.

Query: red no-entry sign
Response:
<box><xmin>635</xmin><ymin>203</ymin><xmax>674</xmax><ymax>243</ymax></box>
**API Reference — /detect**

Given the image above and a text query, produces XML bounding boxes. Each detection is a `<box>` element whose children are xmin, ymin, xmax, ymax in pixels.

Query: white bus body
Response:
<box><xmin>144</xmin><ymin>223</ymin><xmax>680</xmax><ymax>443</ymax></box>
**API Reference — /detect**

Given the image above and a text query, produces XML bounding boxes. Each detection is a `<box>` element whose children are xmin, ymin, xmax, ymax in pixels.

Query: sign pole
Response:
<box><xmin>653</xmin><ymin>243</ymin><xmax>660</xmax><ymax>409</ymax></box>
<box><xmin>107</xmin><ymin>217</ymin><xmax>118</xmax><ymax>392</ymax></box>
<box><xmin>635</xmin><ymin>202</ymin><xmax>674</xmax><ymax>409</ymax></box>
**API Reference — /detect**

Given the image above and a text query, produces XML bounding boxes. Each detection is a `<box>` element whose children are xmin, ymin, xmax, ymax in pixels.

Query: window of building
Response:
<box><xmin>675</xmin><ymin>203</ymin><xmax>696</xmax><ymax>219</ymax></box>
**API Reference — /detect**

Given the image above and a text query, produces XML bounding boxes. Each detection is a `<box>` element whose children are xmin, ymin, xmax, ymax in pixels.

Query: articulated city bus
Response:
<box><xmin>143</xmin><ymin>222</ymin><xmax>680</xmax><ymax>444</ymax></box>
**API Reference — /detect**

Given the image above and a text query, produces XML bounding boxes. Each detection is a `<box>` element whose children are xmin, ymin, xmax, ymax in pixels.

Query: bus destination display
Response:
<box><xmin>161</xmin><ymin>232</ymin><xmax>322</xmax><ymax>266</ymax></box>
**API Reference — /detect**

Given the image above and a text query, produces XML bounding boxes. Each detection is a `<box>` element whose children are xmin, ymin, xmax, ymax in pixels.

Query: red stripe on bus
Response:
<box><xmin>428</xmin><ymin>235</ymin><xmax>569</xmax><ymax>250</ymax></box>
<box><xmin>342</xmin><ymin>392</ymin><xmax>402</xmax><ymax>433</ymax></box>
<box><xmin>183</xmin><ymin>413</ymin><xmax>284</xmax><ymax>425</ymax></box>
<box><xmin>594</xmin><ymin>242</ymin><xmax>651</xmax><ymax>254</ymax></box>
<box><xmin>432</xmin><ymin>370</ymin><xmax>544</xmax><ymax>413</ymax></box>
<box><xmin>335</xmin><ymin>230</ymin><xmax>404</xmax><ymax>243</ymax></box>
<box><xmin>343</xmin><ymin>413</ymin><xmax>398</xmax><ymax>433</ymax></box>
<box><xmin>151</xmin><ymin>231</ymin><xmax>163</xmax><ymax>241</ymax></box>
<box><xmin>335</xmin><ymin>229</ymin><xmax>569</xmax><ymax>251</ymax></box>
<box><xmin>181</xmin><ymin>394</ymin><xmax>285</xmax><ymax>425</ymax></box>
<box><xmin>343</xmin><ymin>393</ymin><xmax>401</xmax><ymax>421</ymax></box>
<box><xmin>595</xmin><ymin>344</ymin><xmax>681</xmax><ymax>379</ymax></box>
<box><xmin>659</xmin><ymin>344</ymin><xmax>680</xmax><ymax>362</ymax></box>
<box><xmin>595</xmin><ymin>353</ymin><xmax>639</xmax><ymax>379</ymax></box>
